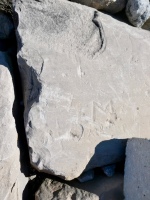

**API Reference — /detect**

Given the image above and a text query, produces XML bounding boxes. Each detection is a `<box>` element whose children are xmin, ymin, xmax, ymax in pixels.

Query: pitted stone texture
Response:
<box><xmin>124</xmin><ymin>139</ymin><xmax>150</xmax><ymax>200</ymax></box>
<box><xmin>14</xmin><ymin>0</ymin><xmax>150</xmax><ymax>180</ymax></box>
<box><xmin>0</xmin><ymin>52</ymin><xmax>27</xmax><ymax>200</ymax></box>
<box><xmin>35</xmin><ymin>178</ymin><xmax>99</xmax><ymax>200</ymax></box>
<box><xmin>126</xmin><ymin>0</ymin><xmax>150</xmax><ymax>27</ymax></box>
<box><xmin>69</xmin><ymin>0</ymin><xmax>126</xmax><ymax>14</ymax></box>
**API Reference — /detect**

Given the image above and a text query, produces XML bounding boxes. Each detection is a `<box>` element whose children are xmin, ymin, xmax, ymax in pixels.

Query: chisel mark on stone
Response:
<box><xmin>92</xmin><ymin>11</ymin><xmax>106</xmax><ymax>54</ymax></box>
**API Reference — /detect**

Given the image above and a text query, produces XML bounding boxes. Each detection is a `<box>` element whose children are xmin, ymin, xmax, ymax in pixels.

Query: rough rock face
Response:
<box><xmin>35</xmin><ymin>178</ymin><xmax>99</xmax><ymax>200</ymax></box>
<box><xmin>14</xmin><ymin>0</ymin><xmax>150</xmax><ymax>180</ymax></box>
<box><xmin>124</xmin><ymin>139</ymin><xmax>150</xmax><ymax>200</ymax></box>
<box><xmin>0</xmin><ymin>52</ymin><xmax>27</xmax><ymax>200</ymax></box>
<box><xmin>69</xmin><ymin>0</ymin><xmax>126</xmax><ymax>14</ymax></box>
<box><xmin>126</xmin><ymin>0</ymin><xmax>150</xmax><ymax>27</ymax></box>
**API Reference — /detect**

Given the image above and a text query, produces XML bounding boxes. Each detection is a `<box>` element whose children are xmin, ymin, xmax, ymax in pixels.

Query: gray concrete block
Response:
<box><xmin>124</xmin><ymin>138</ymin><xmax>150</xmax><ymax>200</ymax></box>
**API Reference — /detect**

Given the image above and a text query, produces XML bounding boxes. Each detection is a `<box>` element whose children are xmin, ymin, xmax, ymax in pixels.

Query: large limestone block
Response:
<box><xmin>14</xmin><ymin>0</ymin><xmax>150</xmax><ymax>180</ymax></box>
<box><xmin>0</xmin><ymin>52</ymin><xmax>27</xmax><ymax>200</ymax></box>
<box><xmin>124</xmin><ymin>139</ymin><xmax>150</xmax><ymax>200</ymax></box>
<box><xmin>35</xmin><ymin>178</ymin><xmax>99</xmax><ymax>200</ymax></box>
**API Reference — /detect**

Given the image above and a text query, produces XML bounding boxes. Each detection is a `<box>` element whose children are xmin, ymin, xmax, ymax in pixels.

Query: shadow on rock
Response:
<box><xmin>85</xmin><ymin>139</ymin><xmax>127</xmax><ymax>171</ymax></box>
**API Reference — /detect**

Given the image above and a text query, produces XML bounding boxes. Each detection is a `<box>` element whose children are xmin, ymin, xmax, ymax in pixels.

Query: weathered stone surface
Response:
<box><xmin>35</xmin><ymin>178</ymin><xmax>99</xmax><ymax>200</ymax></box>
<box><xmin>14</xmin><ymin>0</ymin><xmax>150</xmax><ymax>180</ymax></box>
<box><xmin>126</xmin><ymin>0</ymin><xmax>150</xmax><ymax>27</ymax></box>
<box><xmin>0</xmin><ymin>12</ymin><xmax>14</xmax><ymax>39</ymax></box>
<box><xmin>124</xmin><ymin>138</ymin><xmax>150</xmax><ymax>200</ymax></box>
<box><xmin>0</xmin><ymin>51</ymin><xmax>27</xmax><ymax>200</ymax></box>
<box><xmin>69</xmin><ymin>0</ymin><xmax>126</xmax><ymax>14</ymax></box>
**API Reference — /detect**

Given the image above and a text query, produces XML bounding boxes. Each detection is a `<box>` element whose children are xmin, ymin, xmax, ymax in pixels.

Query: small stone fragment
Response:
<box><xmin>126</xmin><ymin>0</ymin><xmax>150</xmax><ymax>27</ymax></box>
<box><xmin>102</xmin><ymin>164</ymin><xmax>116</xmax><ymax>177</ymax></box>
<box><xmin>78</xmin><ymin>169</ymin><xmax>95</xmax><ymax>182</ymax></box>
<box><xmin>35</xmin><ymin>178</ymin><xmax>99</xmax><ymax>200</ymax></box>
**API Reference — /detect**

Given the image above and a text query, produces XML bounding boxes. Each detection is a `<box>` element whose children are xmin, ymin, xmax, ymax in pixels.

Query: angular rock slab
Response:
<box><xmin>69</xmin><ymin>0</ymin><xmax>126</xmax><ymax>13</ymax></box>
<box><xmin>14</xmin><ymin>0</ymin><xmax>150</xmax><ymax>180</ymax></box>
<box><xmin>35</xmin><ymin>178</ymin><xmax>99</xmax><ymax>200</ymax></box>
<box><xmin>124</xmin><ymin>139</ymin><xmax>150</xmax><ymax>200</ymax></box>
<box><xmin>0</xmin><ymin>52</ymin><xmax>27</xmax><ymax>200</ymax></box>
